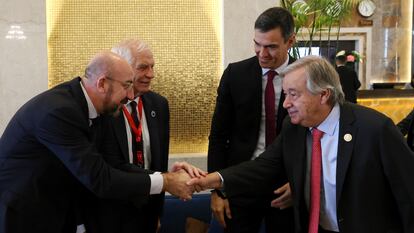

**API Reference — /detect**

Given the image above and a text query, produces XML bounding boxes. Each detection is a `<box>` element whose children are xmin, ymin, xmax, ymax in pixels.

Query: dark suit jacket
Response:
<box><xmin>0</xmin><ymin>78</ymin><xmax>152</xmax><ymax>233</ymax></box>
<box><xmin>397</xmin><ymin>108</ymin><xmax>414</xmax><ymax>151</ymax></box>
<box><xmin>208</xmin><ymin>56</ymin><xmax>292</xmax><ymax>206</ymax></box>
<box><xmin>85</xmin><ymin>91</ymin><xmax>169</xmax><ymax>233</ymax></box>
<box><xmin>221</xmin><ymin>103</ymin><xmax>414</xmax><ymax>233</ymax></box>
<box><xmin>336</xmin><ymin>66</ymin><xmax>361</xmax><ymax>103</ymax></box>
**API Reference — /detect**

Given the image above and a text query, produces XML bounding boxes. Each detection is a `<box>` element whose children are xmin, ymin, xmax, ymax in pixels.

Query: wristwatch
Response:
<box><xmin>211</xmin><ymin>189</ymin><xmax>227</xmax><ymax>199</ymax></box>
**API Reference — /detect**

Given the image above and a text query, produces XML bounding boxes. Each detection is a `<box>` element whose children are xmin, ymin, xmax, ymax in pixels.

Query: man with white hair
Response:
<box><xmin>84</xmin><ymin>40</ymin><xmax>170</xmax><ymax>233</ymax></box>
<box><xmin>191</xmin><ymin>55</ymin><xmax>414</xmax><ymax>233</ymax></box>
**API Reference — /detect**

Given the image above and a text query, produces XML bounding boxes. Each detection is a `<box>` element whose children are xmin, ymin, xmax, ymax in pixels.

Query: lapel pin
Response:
<box><xmin>344</xmin><ymin>133</ymin><xmax>352</xmax><ymax>142</ymax></box>
<box><xmin>151</xmin><ymin>111</ymin><xmax>156</xmax><ymax>118</ymax></box>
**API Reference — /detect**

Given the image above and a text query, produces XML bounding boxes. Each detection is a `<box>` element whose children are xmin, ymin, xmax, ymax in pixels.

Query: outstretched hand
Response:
<box><xmin>162</xmin><ymin>169</ymin><xmax>194</xmax><ymax>200</ymax></box>
<box><xmin>187</xmin><ymin>172</ymin><xmax>223</xmax><ymax>192</ymax></box>
<box><xmin>171</xmin><ymin>161</ymin><xmax>207</xmax><ymax>178</ymax></box>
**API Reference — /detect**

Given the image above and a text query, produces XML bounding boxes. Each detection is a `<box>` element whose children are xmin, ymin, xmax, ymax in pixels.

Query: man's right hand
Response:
<box><xmin>211</xmin><ymin>191</ymin><xmax>232</xmax><ymax>228</ymax></box>
<box><xmin>162</xmin><ymin>169</ymin><xmax>194</xmax><ymax>200</ymax></box>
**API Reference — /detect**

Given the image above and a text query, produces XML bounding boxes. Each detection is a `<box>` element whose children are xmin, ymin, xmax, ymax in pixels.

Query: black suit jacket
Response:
<box><xmin>397</xmin><ymin>108</ymin><xmax>414</xmax><ymax>151</ymax></box>
<box><xmin>84</xmin><ymin>91</ymin><xmax>169</xmax><ymax>233</ymax></box>
<box><xmin>0</xmin><ymin>78</ymin><xmax>152</xmax><ymax>233</ymax></box>
<box><xmin>208</xmin><ymin>56</ymin><xmax>292</xmax><ymax>171</ymax></box>
<box><xmin>221</xmin><ymin>103</ymin><xmax>414</xmax><ymax>233</ymax></box>
<box><xmin>336</xmin><ymin>66</ymin><xmax>361</xmax><ymax>103</ymax></box>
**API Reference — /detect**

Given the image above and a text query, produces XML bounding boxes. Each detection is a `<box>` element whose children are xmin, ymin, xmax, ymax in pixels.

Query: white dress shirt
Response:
<box><xmin>124</xmin><ymin>97</ymin><xmax>152</xmax><ymax>169</ymax></box>
<box><xmin>252</xmin><ymin>56</ymin><xmax>289</xmax><ymax>158</ymax></box>
<box><xmin>80</xmin><ymin>83</ymin><xmax>163</xmax><ymax>195</ymax></box>
<box><xmin>305</xmin><ymin>104</ymin><xmax>340</xmax><ymax>232</ymax></box>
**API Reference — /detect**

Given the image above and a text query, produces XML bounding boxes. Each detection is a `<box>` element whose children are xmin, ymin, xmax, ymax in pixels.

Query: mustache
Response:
<box><xmin>120</xmin><ymin>97</ymin><xmax>129</xmax><ymax>105</ymax></box>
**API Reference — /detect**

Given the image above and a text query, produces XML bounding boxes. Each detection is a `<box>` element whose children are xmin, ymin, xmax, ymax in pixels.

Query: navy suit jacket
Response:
<box><xmin>221</xmin><ymin>103</ymin><xmax>414</xmax><ymax>233</ymax></box>
<box><xmin>0</xmin><ymin>78</ymin><xmax>152</xmax><ymax>233</ymax></box>
<box><xmin>84</xmin><ymin>91</ymin><xmax>169</xmax><ymax>233</ymax></box>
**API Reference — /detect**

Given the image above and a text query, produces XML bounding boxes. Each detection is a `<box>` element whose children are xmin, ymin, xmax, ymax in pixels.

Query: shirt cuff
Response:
<box><xmin>149</xmin><ymin>172</ymin><xmax>163</xmax><ymax>194</ymax></box>
<box><xmin>217</xmin><ymin>172</ymin><xmax>225</xmax><ymax>189</ymax></box>
<box><xmin>76</xmin><ymin>224</ymin><xmax>86</xmax><ymax>233</ymax></box>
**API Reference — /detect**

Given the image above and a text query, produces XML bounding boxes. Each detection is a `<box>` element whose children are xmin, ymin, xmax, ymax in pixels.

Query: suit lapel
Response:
<box><xmin>252</xmin><ymin>58</ymin><xmax>264</xmax><ymax>120</ymax></box>
<box><xmin>142</xmin><ymin>94</ymin><xmax>161</xmax><ymax>170</ymax></box>
<box><xmin>114</xmin><ymin>114</ymin><xmax>130</xmax><ymax>162</ymax></box>
<box><xmin>68</xmin><ymin>77</ymin><xmax>90</xmax><ymax>127</ymax></box>
<box><xmin>288</xmin><ymin>125</ymin><xmax>308</xmax><ymax>206</ymax></box>
<box><xmin>336</xmin><ymin>103</ymin><xmax>357</xmax><ymax>203</ymax></box>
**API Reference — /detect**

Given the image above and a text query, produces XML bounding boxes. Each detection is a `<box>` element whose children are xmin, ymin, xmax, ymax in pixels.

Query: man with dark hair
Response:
<box><xmin>335</xmin><ymin>54</ymin><xmax>361</xmax><ymax>103</ymax></box>
<box><xmin>193</xmin><ymin>55</ymin><xmax>414</xmax><ymax>233</ymax></box>
<box><xmin>208</xmin><ymin>7</ymin><xmax>295</xmax><ymax>233</ymax></box>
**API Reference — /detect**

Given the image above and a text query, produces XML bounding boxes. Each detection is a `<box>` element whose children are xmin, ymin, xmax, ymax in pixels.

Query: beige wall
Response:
<box><xmin>0</xmin><ymin>0</ymin><xmax>48</xmax><ymax>133</ymax></box>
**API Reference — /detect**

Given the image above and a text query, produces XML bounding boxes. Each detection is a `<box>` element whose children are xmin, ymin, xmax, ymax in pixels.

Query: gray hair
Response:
<box><xmin>280</xmin><ymin>55</ymin><xmax>345</xmax><ymax>105</ymax></box>
<box><xmin>111</xmin><ymin>39</ymin><xmax>150</xmax><ymax>67</ymax></box>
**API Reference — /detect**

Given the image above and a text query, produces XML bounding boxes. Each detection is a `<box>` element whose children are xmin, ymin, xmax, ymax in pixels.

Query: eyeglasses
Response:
<box><xmin>105</xmin><ymin>76</ymin><xmax>133</xmax><ymax>90</ymax></box>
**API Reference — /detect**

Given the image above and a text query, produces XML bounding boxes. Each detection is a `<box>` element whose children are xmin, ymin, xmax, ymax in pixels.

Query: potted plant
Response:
<box><xmin>281</xmin><ymin>0</ymin><xmax>361</xmax><ymax>59</ymax></box>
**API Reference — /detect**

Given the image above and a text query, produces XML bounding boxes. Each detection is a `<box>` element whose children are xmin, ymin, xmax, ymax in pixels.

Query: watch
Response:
<box><xmin>211</xmin><ymin>189</ymin><xmax>227</xmax><ymax>199</ymax></box>
<box><xmin>357</xmin><ymin>0</ymin><xmax>376</xmax><ymax>18</ymax></box>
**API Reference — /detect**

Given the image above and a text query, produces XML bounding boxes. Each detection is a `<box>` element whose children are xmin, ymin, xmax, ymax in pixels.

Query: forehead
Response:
<box><xmin>282</xmin><ymin>68</ymin><xmax>307</xmax><ymax>90</ymax></box>
<box><xmin>254</xmin><ymin>28</ymin><xmax>284</xmax><ymax>43</ymax></box>
<box><xmin>135</xmin><ymin>49</ymin><xmax>154</xmax><ymax>64</ymax></box>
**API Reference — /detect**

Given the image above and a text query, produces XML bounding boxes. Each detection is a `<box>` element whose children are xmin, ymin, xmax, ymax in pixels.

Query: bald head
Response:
<box><xmin>84</xmin><ymin>51</ymin><xmax>132</xmax><ymax>82</ymax></box>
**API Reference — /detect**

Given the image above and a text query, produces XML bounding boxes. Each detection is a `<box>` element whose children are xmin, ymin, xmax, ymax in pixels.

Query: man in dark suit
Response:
<box><xmin>192</xmin><ymin>56</ymin><xmax>414</xmax><ymax>233</ymax></box>
<box><xmin>335</xmin><ymin>54</ymin><xmax>361</xmax><ymax>103</ymax></box>
<box><xmin>85</xmin><ymin>39</ymin><xmax>170</xmax><ymax>233</ymax></box>
<box><xmin>0</xmin><ymin>51</ymin><xmax>199</xmax><ymax>233</ymax></box>
<box><xmin>208</xmin><ymin>7</ymin><xmax>295</xmax><ymax>233</ymax></box>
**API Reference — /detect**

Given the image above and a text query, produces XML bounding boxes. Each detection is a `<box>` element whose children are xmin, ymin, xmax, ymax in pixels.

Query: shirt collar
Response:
<box><xmin>311</xmin><ymin>104</ymin><xmax>340</xmax><ymax>136</ymax></box>
<box><xmin>261</xmin><ymin>55</ymin><xmax>290</xmax><ymax>76</ymax></box>
<box><xmin>126</xmin><ymin>95</ymin><xmax>142</xmax><ymax>106</ymax></box>
<box><xmin>80</xmin><ymin>81</ymin><xmax>98</xmax><ymax>119</ymax></box>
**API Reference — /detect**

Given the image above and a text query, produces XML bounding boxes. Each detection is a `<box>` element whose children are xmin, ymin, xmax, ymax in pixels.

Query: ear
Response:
<box><xmin>287</xmin><ymin>33</ymin><xmax>296</xmax><ymax>49</ymax></box>
<box><xmin>320</xmin><ymin>89</ymin><xmax>331</xmax><ymax>105</ymax></box>
<box><xmin>96</xmin><ymin>75</ymin><xmax>106</xmax><ymax>93</ymax></box>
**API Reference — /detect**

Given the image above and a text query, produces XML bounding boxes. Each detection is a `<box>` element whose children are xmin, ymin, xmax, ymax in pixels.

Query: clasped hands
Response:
<box><xmin>161</xmin><ymin>163</ymin><xmax>222</xmax><ymax>200</ymax></box>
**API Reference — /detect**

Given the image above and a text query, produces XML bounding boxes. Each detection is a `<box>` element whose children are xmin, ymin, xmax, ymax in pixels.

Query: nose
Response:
<box><xmin>126</xmin><ymin>86</ymin><xmax>135</xmax><ymax>100</ymax></box>
<box><xmin>259</xmin><ymin>47</ymin><xmax>269</xmax><ymax>57</ymax></box>
<box><xmin>147</xmin><ymin>67</ymin><xmax>155</xmax><ymax>79</ymax></box>
<box><xmin>283</xmin><ymin>95</ymin><xmax>291</xmax><ymax>109</ymax></box>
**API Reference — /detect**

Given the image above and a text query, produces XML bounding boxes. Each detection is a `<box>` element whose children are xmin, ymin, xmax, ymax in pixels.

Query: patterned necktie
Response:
<box><xmin>130</xmin><ymin>100</ymin><xmax>144</xmax><ymax>167</ymax></box>
<box><xmin>308</xmin><ymin>128</ymin><xmax>324</xmax><ymax>233</ymax></box>
<box><xmin>265</xmin><ymin>70</ymin><xmax>277</xmax><ymax>147</ymax></box>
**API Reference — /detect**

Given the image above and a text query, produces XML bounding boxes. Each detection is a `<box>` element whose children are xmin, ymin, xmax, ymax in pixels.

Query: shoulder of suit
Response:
<box><xmin>227</xmin><ymin>56</ymin><xmax>259</xmax><ymax>69</ymax></box>
<box><xmin>143</xmin><ymin>91</ymin><xmax>168</xmax><ymax>103</ymax></box>
<box><xmin>342</xmin><ymin>102</ymin><xmax>390</xmax><ymax>126</ymax></box>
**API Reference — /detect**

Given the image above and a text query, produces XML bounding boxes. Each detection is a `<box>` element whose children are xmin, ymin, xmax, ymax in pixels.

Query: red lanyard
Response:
<box><xmin>122</xmin><ymin>99</ymin><xmax>143</xmax><ymax>142</ymax></box>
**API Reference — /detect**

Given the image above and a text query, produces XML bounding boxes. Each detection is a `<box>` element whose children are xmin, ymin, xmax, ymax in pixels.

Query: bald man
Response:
<box><xmin>0</xmin><ymin>51</ymin><xmax>197</xmax><ymax>233</ymax></box>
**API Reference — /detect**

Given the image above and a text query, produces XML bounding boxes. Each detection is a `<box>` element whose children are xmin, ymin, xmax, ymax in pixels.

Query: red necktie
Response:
<box><xmin>308</xmin><ymin>128</ymin><xmax>324</xmax><ymax>233</ymax></box>
<box><xmin>265</xmin><ymin>70</ymin><xmax>277</xmax><ymax>147</ymax></box>
<box><xmin>130</xmin><ymin>100</ymin><xmax>144</xmax><ymax>167</ymax></box>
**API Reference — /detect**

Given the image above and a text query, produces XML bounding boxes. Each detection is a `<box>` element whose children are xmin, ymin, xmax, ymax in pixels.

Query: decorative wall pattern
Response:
<box><xmin>47</xmin><ymin>0</ymin><xmax>222</xmax><ymax>154</ymax></box>
<box><xmin>358</xmin><ymin>97</ymin><xmax>414</xmax><ymax>123</ymax></box>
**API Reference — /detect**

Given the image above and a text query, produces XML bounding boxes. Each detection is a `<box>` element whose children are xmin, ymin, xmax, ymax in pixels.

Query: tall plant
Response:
<box><xmin>281</xmin><ymin>0</ymin><xmax>361</xmax><ymax>59</ymax></box>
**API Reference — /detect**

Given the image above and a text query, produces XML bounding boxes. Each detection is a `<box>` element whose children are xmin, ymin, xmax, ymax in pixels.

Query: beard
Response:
<box><xmin>102</xmin><ymin>86</ymin><xmax>125</xmax><ymax>117</ymax></box>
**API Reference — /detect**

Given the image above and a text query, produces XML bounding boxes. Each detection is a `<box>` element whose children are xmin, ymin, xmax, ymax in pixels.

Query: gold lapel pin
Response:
<box><xmin>344</xmin><ymin>133</ymin><xmax>352</xmax><ymax>142</ymax></box>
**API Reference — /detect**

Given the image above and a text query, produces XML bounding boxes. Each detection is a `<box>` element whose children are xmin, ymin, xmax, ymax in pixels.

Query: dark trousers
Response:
<box><xmin>224</xmin><ymin>197</ymin><xmax>294</xmax><ymax>233</ymax></box>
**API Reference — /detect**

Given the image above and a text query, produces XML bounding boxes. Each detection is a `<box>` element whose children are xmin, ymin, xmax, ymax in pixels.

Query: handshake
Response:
<box><xmin>161</xmin><ymin>162</ymin><xmax>222</xmax><ymax>200</ymax></box>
